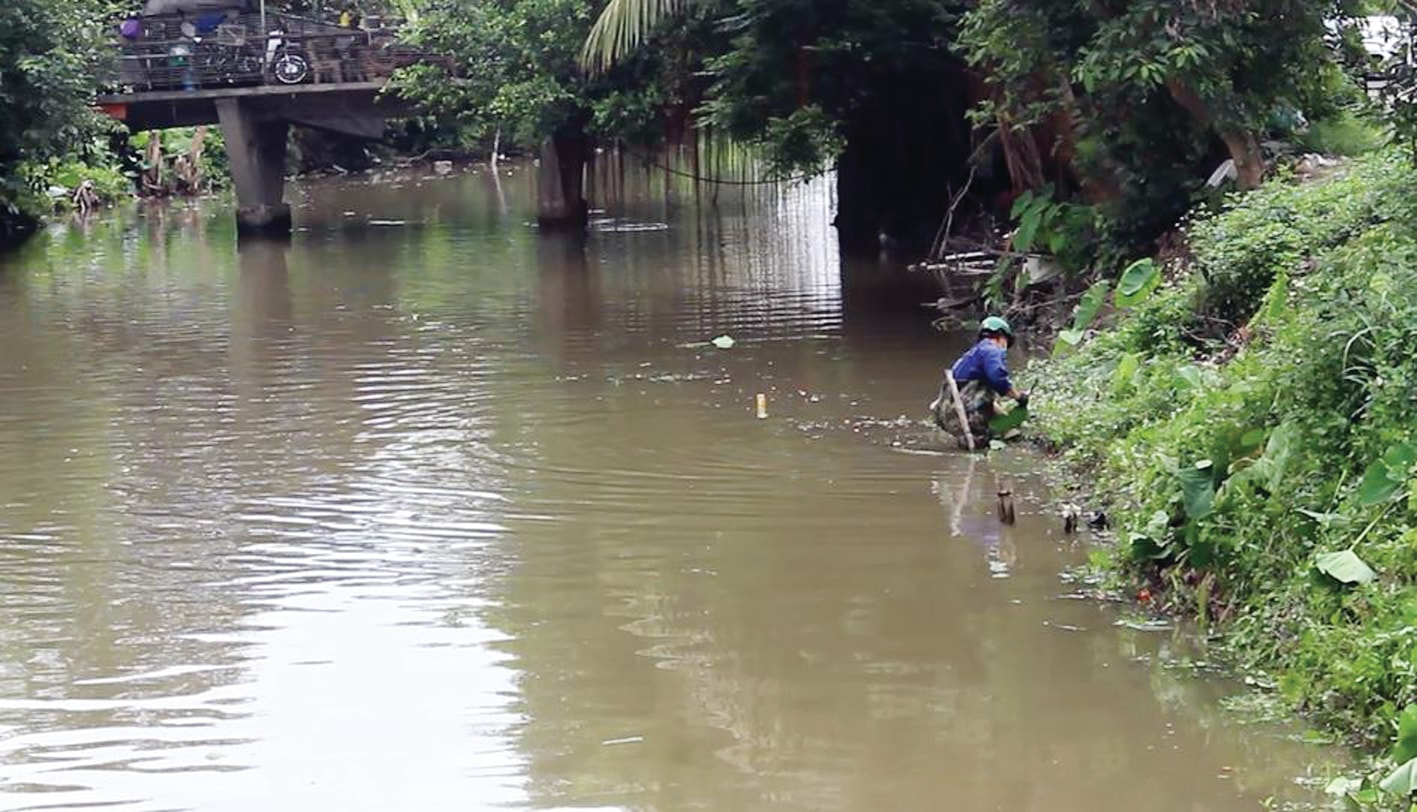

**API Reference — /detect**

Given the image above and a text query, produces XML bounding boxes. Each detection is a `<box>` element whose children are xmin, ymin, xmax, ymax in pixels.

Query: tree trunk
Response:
<box><xmin>997</xmin><ymin>112</ymin><xmax>1045</xmax><ymax>194</ymax></box>
<box><xmin>1165</xmin><ymin>78</ymin><xmax>1264</xmax><ymax>190</ymax></box>
<box><xmin>1216</xmin><ymin>128</ymin><xmax>1264</xmax><ymax>189</ymax></box>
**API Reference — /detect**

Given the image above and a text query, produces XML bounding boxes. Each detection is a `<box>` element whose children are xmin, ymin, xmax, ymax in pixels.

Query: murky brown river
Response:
<box><xmin>0</xmin><ymin>164</ymin><xmax>1345</xmax><ymax>811</ymax></box>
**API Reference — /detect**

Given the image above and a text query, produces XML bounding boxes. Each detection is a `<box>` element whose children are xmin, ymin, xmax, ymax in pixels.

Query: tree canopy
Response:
<box><xmin>3</xmin><ymin>0</ymin><xmax>1413</xmax><ymax>257</ymax></box>
<box><xmin>0</xmin><ymin>0</ymin><xmax>116</xmax><ymax>237</ymax></box>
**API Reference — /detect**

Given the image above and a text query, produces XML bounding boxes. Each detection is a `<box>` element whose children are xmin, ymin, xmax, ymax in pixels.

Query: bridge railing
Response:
<box><xmin>102</xmin><ymin>11</ymin><xmax>429</xmax><ymax>93</ymax></box>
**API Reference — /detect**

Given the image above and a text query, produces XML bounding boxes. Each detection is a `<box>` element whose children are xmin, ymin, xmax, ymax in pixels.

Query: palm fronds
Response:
<box><xmin>579</xmin><ymin>0</ymin><xmax>697</xmax><ymax>73</ymax></box>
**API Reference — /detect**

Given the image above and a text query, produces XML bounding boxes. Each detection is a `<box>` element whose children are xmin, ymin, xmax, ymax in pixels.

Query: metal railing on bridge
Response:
<box><xmin>103</xmin><ymin>10</ymin><xmax>430</xmax><ymax>93</ymax></box>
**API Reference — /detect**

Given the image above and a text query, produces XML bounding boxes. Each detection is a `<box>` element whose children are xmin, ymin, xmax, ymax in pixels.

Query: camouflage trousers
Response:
<box><xmin>929</xmin><ymin>377</ymin><xmax>996</xmax><ymax>448</ymax></box>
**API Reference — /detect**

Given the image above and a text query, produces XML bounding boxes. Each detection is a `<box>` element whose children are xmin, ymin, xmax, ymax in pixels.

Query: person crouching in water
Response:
<box><xmin>930</xmin><ymin>316</ymin><xmax>1029</xmax><ymax>447</ymax></box>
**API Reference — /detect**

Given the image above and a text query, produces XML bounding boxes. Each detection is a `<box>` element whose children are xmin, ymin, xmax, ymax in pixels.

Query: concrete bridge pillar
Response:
<box><xmin>216</xmin><ymin>99</ymin><xmax>291</xmax><ymax>236</ymax></box>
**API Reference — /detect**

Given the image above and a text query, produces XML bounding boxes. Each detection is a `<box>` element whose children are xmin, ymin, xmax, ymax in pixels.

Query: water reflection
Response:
<box><xmin>0</xmin><ymin>166</ymin><xmax>1343</xmax><ymax>811</ymax></box>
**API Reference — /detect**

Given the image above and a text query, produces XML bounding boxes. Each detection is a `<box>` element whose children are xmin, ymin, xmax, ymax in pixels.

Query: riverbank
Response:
<box><xmin>1025</xmin><ymin>148</ymin><xmax>1417</xmax><ymax>801</ymax></box>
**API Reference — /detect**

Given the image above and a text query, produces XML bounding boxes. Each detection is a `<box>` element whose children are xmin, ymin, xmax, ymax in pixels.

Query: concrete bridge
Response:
<box><xmin>96</xmin><ymin>9</ymin><xmax>428</xmax><ymax>236</ymax></box>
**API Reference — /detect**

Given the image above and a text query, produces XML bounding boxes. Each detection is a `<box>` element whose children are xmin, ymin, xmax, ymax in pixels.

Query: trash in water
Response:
<box><xmin>601</xmin><ymin>736</ymin><xmax>644</xmax><ymax>746</ymax></box>
<box><xmin>1114</xmin><ymin>618</ymin><xmax>1173</xmax><ymax>632</ymax></box>
<box><xmin>711</xmin><ymin>335</ymin><xmax>736</xmax><ymax>349</ymax></box>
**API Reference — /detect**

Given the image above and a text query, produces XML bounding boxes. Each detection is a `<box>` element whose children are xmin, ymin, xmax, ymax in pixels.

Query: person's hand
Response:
<box><xmin>1016</xmin><ymin>391</ymin><xmax>1030</xmax><ymax>408</ymax></box>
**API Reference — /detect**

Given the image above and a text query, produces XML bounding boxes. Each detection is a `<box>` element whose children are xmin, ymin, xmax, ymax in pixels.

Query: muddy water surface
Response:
<box><xmin>0</xmin><ymin>166</ymin><xmax>1344</xmax><ymax>811</ymax></box>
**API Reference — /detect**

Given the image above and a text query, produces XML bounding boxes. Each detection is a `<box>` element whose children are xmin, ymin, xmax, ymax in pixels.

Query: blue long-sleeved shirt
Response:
<box><xmin>951</xmin><ymin>339</ymin><xmax>1013</xmax><ymax>395</ymax></box>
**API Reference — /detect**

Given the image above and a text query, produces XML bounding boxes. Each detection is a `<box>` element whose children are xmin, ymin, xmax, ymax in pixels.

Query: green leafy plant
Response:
<box><xmin>1357</xmin><ymin>443</ymin><xmax>1417</xmax><ymax>507</ymax></box>
<box><xmin>1314</xmin><ymin>550</ymin><xmax>1377</xmax><ymax>585</ymax></box>
<box><xmin>1009</xmin><ymin>185</ymin><xmax>1099</xmax><ymax>272</ymax></box>
<box><xmin>1053</xmin><ymin>279</ymin><xmax>1110</xmax><ymax>355</ymax></box>
<box><xmin>1028</xmin><ymin>149</ymin><xmax>1417</xmax><ymax>749</ymax></box>
<box><xmin>0</xmin><ymin>0</ymin><xmax>119</xmax><ymax>237</ymax></box>
<box><xmin>1115</xmin><ymin>259</ymin><xmax>1160</xmax><ymax>308</ymax></box>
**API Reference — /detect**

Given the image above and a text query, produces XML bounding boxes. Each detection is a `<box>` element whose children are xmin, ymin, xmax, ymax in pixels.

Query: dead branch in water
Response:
<box><xmin>928</xmin><ymin>166</ymin><xmax>976</xmax><ymax>262</ymax></box>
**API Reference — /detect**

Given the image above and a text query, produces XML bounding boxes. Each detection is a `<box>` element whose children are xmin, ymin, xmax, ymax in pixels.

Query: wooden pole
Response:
<box><xmin>944</xmin><ymin>370</ymin><xmax>976</xmax><ymax>452</ymax></box>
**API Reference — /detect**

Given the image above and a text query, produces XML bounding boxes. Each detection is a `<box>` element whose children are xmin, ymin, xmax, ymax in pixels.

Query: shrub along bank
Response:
<box><xmin>1029</xmin><ymin>149</ymin><xmax>1417</xmax><ymax>802</ymax></box>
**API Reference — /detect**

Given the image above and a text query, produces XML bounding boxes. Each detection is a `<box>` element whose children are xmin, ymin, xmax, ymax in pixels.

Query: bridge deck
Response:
<box><xmin>97</xmin><ymin>80</ymin><xmax>401</xmax><ymax>133</ymax></box>
<box><xmin>98</xmin><ymin>80</ymin><xmax>386</xmax><ymax>106</ymax></box>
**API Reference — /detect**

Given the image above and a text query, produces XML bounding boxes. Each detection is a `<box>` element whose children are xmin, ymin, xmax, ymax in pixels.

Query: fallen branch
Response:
<box><xmin>928</xmin><ymin>166</ymin><xmax>977</xmax><ymax>262</ymax></box>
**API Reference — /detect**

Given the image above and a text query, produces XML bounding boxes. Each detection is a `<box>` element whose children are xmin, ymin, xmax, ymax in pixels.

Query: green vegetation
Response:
<box><xmin>6</xmin><ymin>0</ymin><xmax>1414</xmax><ymax>255</ymax></box>
<box><xmin>397</xmin><ymin>0</ymin><xmax>717</xmax><ymax>223</ymax></box>
<box><xmin>0</xmin><ymin>0</ymin><xmax>117</xmax><ymax>238</ymax></box>
<box><xmin>1029</xmin><ymin>149</ymin><xmax>1417</xmax><ymax>800</ymax></box>
<box><xmin>0</xmin><ymin>1</ymin><xmax>241</xmax><ymax>240</ymax></box>
<box><xmin>1297</xmin><ymin>107</ymin><xmax>1387</xmax><ymax>158</ymax></box>
<box><xmin>569</xmin><ymin>0</ymin><xmax>1402</xmax><ymax>253</ymax></box>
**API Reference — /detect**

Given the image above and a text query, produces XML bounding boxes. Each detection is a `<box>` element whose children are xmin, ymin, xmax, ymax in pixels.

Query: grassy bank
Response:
<box><xmin>1029</xmin><ymin>149</ymin><xmax>1417</xmax><ymax>799</ymax></box>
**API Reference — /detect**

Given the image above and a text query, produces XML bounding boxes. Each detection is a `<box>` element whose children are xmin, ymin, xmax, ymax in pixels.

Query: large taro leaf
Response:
<box><xmin>1053</xmin><ymin>281</ymin><xmax>1111</xmax><ymax>356</ymax></box>
<box><xmin>1314</xmin><ymin>550</ymin><xmax>1377</xmax><ymax>585</ymax></box>
<box><xmin>1393</xmin><ymin>705</ymin><xmax>1417</xmax><ymax>763</ymax></box>
<box><xmin>1178</xmin><ymin>461</ymin><xmax>1215</xmax><ymax>520</ymax></box>
<box><xmin>1115</xmin><ymin>258</ymin><xmax>1160</xmax><ymax>308</ymax></box>
<box><xmin>1381</xmin><ymin>757</ymin><xmax>1417</xmax><ymax>796</ymax></box>
<box><xmin>1358</xmin><ymin>443</ymin><xmax>1417</xmax><ymax>506</ymax></box>
<box><xmin>1073</xmin><ymin>280</ymin><xmax>1111</xmax><ymax>331</ymax></box>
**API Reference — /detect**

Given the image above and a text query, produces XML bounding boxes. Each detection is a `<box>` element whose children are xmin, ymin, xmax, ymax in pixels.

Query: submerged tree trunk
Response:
<box><xmin>537</xmin><ymin>125</ymin><xmax>590</xmax><ymax>230</ymax></box>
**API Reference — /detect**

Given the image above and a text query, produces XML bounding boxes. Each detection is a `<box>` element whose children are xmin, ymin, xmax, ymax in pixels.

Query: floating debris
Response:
<box><xmin>646</xmin><ymin>372</ymin><xmax>715</xmax><ymax>383</ymax></box>
<box><xmin>710</xmin><ymin>335</ymin><xmax>736</xmax><ymax>350</ymax></box>
<box><xmin>1114</xmin><ymin>618</ymin><xmax>1174</xmax><ymax>632</ymax></box>
<box><xmin>590</xmin><ymin>218</ymin><xmax>671</xmax><ymax>233</ymax></box>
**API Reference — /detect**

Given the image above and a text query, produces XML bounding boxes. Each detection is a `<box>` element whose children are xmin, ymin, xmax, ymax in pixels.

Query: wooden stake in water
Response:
<box><xmin>997</xmin><ymin>482</ymin><xmax>1016</xmax><ymax>525</ymax></box>
<box><xmin>755</xmin><ymin>393</ymin><xmax>768</xmax><ymax>419</ymax></box>
<box><xmin>944</xmin><ymin>371</ymin><xmax>976</xmax><ymax>451</ymax></box>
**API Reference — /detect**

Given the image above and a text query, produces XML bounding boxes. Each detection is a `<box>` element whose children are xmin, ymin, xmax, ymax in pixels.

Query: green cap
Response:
<box><xmin>980</xmin><ymin>315</ymin><xmax>1013</xmax><ymax>337</ymax></box>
